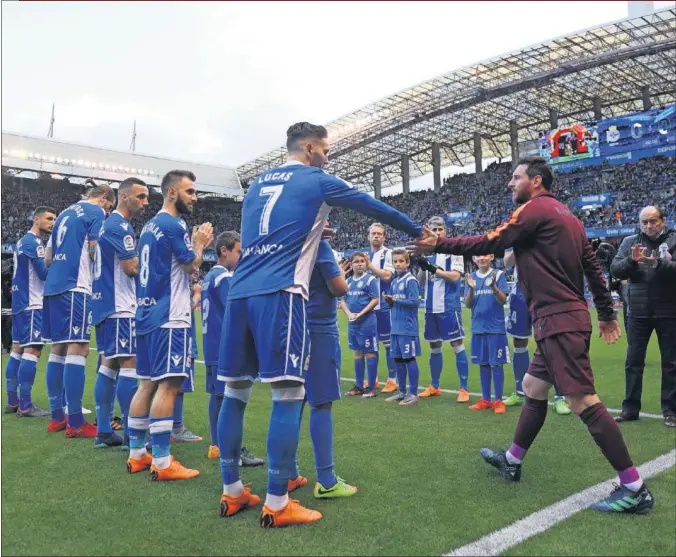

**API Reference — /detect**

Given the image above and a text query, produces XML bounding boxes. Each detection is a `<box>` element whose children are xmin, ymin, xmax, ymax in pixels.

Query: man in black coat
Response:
<box><xmin>610</xmin><ymin>206</ymin><xmax>676</xmax><ymax>428</ymax></box>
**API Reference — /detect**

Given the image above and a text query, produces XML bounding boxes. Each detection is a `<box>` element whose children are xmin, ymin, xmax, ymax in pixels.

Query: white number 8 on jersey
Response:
<box><xmin>139</xmin><ymin>244</ymin><xmax>150</xmax><ymax>287</ymax></box>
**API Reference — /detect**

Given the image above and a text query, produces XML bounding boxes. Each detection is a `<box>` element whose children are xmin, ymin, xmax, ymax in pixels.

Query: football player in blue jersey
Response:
<box><xmin>367</xmin><ymin>223</ymin><xmax>395</xmax><ymax>392</ymax></box>
<box><xmin>342</xmin><ymin>252</ymin><xmax>380</xmax><ymax>397</ymax></box>
<box><xmin>44</xmin><ymin>184</ymin><xmax>115</xmax><ymax>437</ymax></box>
<box><xmin>303</xmin><ymin>239</ymin><xmax>357</xmax><ymax>499</ymax></box>
<box><xmin>5</xmin><ymin>206</ymin><xmax>56</xmax><ymax>417</ymax></box>
<box><xmin>416</xmin><ymin>216</ymin><xmax>470</xmax><ymax>402</ymax></box>
<box><xmin>383</xmin><ymin>249</ymin><xmax>422</xmax><ymax>406</ymax></box>
<box><xmin>126</xmin><ymin>170</ymin><xmax>213</xmax><ymax>481</ymax></box>
<box><xmin>464</xmin><ymin>254</ymin><xmax>510</xmax><ymax>414</ymax></box>
<box><xmin>204</xmin><ymin>231</ymin><xmax>264</xmax><ymax>467</ymax></box>
<box><xmin>170</xmin><ymin>270</ymin><xmax>204</xmax><ymax>443</ymax></box>
<box><xmin>216</xmin><ymin>122</ymin><xmax>422</xmax><ymax>527</ymax></box>
<box><xmin>92</xmin><ymin>178</ymin><xmax>149</xmax><ymax>449</ymax></box>
<box><xmin>502</xmin><ymin>249</ymin><xmax>571</xmax><ymax>415</ymax></box>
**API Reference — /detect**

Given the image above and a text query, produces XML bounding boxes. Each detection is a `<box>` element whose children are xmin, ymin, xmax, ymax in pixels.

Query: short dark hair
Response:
<box><xmin>85</xmin><ymin>180</ymin><xmax>116</xmax><ymax>202</ymax></box>
<box><xmin>286</xmin><ymin>122</ymin><xmax>327</xmax><ymax>152</ymax></box>
<box><xmin>161</xmin><ymin>170</ymin><xmax>196</xmax><ymax>196</ymax></box>
<box><xmin>351</xmin><ymin>251</ymin><xmax>368</xmax><ymax>261</ymax></box>
<box><xmin>216</xmin><ymin>231</ymin><xmax>240</xmax><ymax>255</ymax></box>
<box><xmin>119</xmin><ymin>177</ymin><xmax>147</xmax><ymax>192</ymax></box>
<box><xmin>392</xmin><ymin>248</ymin><xmax>410</xmax><ymax>262</ymax></box>
<box><xmin>515</xmin><ymin>156</ymin><xmax>554</xmax><ymax>190</ymax></box>
<box><xmin>33</xmin><ymin>206</ymin><xmax>56</xmax><ymax>218</ymax></box>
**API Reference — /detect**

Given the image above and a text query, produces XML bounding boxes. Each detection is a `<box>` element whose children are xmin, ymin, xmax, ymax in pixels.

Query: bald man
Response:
<box><xmin>610</xmin><ymin>206</ymin><xmax>676</xmax><ymax>428</ymax></box>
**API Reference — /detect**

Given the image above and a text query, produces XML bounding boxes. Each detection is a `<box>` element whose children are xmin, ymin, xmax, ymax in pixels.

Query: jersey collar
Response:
<box><xmin>281</xmin><ymin>160</ymin><xmax>304</xmax><ymax>168</ymax></box>
<box><xmin>476</xmin><ymin>269</ymin><xmax>493</xmax><ymax>278</ymax></box>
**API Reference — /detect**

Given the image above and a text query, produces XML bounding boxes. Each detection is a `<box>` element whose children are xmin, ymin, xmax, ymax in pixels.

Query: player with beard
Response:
<box><xmin>126</xmin><ymin>170</ymin><xmax>213</xmax><ymax>481</ymax></box>
<box><xmin>409</xmin><ymin>156</ymin><xmax>654</xmax><ymax>514</ymax></box>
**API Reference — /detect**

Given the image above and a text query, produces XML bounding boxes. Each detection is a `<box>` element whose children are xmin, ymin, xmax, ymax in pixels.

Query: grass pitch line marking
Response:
<box><xmin>442</xmin><ymin>448</ymin><xmax>675</xmax><ymax>557</ymax></box>
<box><xmin>192</xmin><ymin>361</ymin><xmax>663</xmax><ymax>421</ymax></box>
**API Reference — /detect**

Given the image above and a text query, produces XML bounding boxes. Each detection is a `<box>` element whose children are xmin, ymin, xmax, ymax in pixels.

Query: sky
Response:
<box><xmin>1</xmin><ymin>1</ymin><xmax>672</xmax><ymax>192</ymax></box>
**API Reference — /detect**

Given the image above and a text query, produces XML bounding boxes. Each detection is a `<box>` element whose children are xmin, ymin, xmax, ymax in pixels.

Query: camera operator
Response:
<box><xmin>610</xmin><ymin>206</ymin><xmax>676</xmax><ymax>428</ymax></box>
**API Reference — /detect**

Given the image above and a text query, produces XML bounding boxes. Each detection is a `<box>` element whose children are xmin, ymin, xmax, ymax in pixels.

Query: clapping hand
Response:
<box><xmin>193</xmin><ymin>223</ymin><xmax>214</xmax><ymax>250</ymax></box>
<box><xmin>464</xmin><ymin>273</ymin><xmax>476</xmax><ymax>289</ymax></box>
<box><xmin>383</xmin><ymin>294</ymin><xmax>395</xmax><ymax>306</ymax></box>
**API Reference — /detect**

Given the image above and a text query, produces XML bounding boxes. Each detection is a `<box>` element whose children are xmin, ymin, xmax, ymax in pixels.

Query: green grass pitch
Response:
<box><xmin>2</xmin><ymin>309</ymin><xmax>674</xmax><ymax>556</ymax></box>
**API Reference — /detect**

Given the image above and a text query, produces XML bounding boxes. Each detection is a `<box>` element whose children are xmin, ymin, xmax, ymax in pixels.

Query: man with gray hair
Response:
<box><xmin>610</xmin><ymin>206</ymin><xmax>676</xmax><ymax>428</ymax></box>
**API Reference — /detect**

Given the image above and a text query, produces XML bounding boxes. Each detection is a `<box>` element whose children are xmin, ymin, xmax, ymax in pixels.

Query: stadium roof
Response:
<box><xmin>1</xmin><ymin>132</ymin><xmax>243</xmax><ymax>197</ymax></box>
<box><xmin>237</xmin><ymin>8</ymin><xmax>676</xmax><ymax>191</ymax></box>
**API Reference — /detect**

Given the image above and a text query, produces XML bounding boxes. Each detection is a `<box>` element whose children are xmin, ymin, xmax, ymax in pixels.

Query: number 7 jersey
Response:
<box><xmin>228</xmin><ymin>161</ymin><xmax>422</xmax><ymax>301</ymax></box>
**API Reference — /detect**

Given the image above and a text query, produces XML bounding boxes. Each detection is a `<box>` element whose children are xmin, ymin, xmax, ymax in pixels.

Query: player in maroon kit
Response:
<box><xmin>408</xmin><ymin>156</ymin><xmax>654</xmax><ymax>514</ymax></box>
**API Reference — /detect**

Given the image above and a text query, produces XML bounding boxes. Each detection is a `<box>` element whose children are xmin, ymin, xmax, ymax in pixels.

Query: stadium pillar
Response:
<box><xmin>401</xmin><ymin>154</ymin><xmax>410</xmax><ymax>196</ymax></box>
<box><xmin>373</xmin><ymin>165</ymin><xmax>382</xmax><ymax>200</ymax></box>
<box><xmin>642</xmin><ymin>85</ymin><xmax>652</xmax><ymax>111</ymax></box>
<box><xmin>432</xmin><ymin>142</ymin><xmax>441</xmax><ymax>192</ymax></box>
<box><xmin>549</xmin><ymin>109</ymin><xmax>559</xmax><ymax>130</ymax></box>
<box><xmin>593</xmin><ymin>96</ymin><xmax>603</xmax><ymax>120</ymax></box>
<box><xmin>509</xmin><ymin>120</ymin><xmax>519</xmax><ymax>164</ymax></box>
<box><xmin>473</xmin><ymin>132</ymin><xmax>483</xmax><ymax>175</ymax></box>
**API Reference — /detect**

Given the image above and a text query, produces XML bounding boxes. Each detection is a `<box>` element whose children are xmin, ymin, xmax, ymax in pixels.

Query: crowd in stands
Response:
<box><xmin>2</xmin><ymin>156</ymin><xmax>674</xmax><ymax>256</ymax></box>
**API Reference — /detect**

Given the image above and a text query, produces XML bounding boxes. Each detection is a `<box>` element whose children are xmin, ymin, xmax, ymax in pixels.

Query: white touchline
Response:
<box><xmin>443</xmin><ymin>449</ymin><xmax>675</xmax><ymax>557</ymax></box>
<box><xmin>193</xmin><ymin>360</ymin><xmax>664</xmax><ymax>421</ymax></box>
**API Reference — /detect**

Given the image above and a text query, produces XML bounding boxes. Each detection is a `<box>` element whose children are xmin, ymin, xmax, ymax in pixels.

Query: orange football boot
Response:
<box><xmin>380</xmin><ymin>378</ymin><xmax>398</xmax><ymax>394</ymax></box>
<box><xmin>65</xmin><ymin>421</ymin><xmax>97</xmax><ymax>438</ymax></box>
<box><xmin>493</xmin><ymin>400</ymin><xmax>507</xmax><ymax>414</ymax></box>
<box><xmin>208</xmin><ymin>445</ymin><xmax>220</xmax><ymax>460</ymax></box>
<box><xmin>149</xmin><ymin>457</ymin><xmax>200</xmax><ymax>481</ymax></box>
<box><xmin>288</xmin><ymin>475</ymin><xmax>308</xmax><ymax>492</ymax></box>
<box><xmin>220</xmin><ymin>486</ymin><xmax>261</xmax><ymax>517</ymax></box>
<box><xmin>260</xmin><ymin>499</ymin><xmax>322</xmax><ymax>528</ymax></box>
<box><xmin>127</xmin><ymin>453</ymin><xmax>153</xmax><ymax>474</ymax></box>
<box><xmin>469</xmin><ymin>399</ymin><xmax>494</xmax><ymax>411</ymax></box>
<box><xmin>419</xmin><ymin>385</ymin><xmax>441</xmax><ymax>398</ymax></box>
<box><xmin>48</xmin><ymin>419</ymin><xmax>67</xmax><ymax>433</ymax></box>
<box><xmin>456</xmin><ymin>388</ymin><xmax>470</xmax><ymax>403</ymax></box>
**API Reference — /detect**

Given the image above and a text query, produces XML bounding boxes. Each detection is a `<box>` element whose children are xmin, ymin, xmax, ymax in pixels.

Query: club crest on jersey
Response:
<box><xmin>357</xmin><ymin>281</ymin><xmax>364</xmax><ymax>288</ymax></box>
<box><xmin>399</xmin><ymin>282</ymin><xmax>405</xmax><ymax>291</ymax></box>
<box><xmin>171</xmin><ymin>355</ymin><xmax>182</xmax><ymax>367</ymax></box>
<box><xmin>123</xmin><ymin>235</ymin><xmax>135</xmax><ymax>251</ymax></box>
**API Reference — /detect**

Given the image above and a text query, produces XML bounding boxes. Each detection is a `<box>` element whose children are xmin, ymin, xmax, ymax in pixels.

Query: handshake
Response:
<box><xmin>412</xmin><ymin>255</ymin><xmax>442</xmax><ymax>275</ymax></box>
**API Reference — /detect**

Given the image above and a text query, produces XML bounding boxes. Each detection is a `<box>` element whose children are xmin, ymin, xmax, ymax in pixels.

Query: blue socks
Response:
<box><xmin>18</xmin><ymin>353</ymin><xmax>38</xmax><ymax>411</ymax></box>
<box><xmin>513</xmin><ymin>347</ymin><xmax>529</xmax><ymax>395</ymax></box>
<box><xmin>94</xmin><ymin>368</ymin><xmax>117</xmax><ymax>435</ymax></box>
<box><xmin>173</xmin><ymin>392</ymin><xmax>184</xmax><ymax>429</ymax></box>
<box><xmin>385</xmin><ymin>345</ymin><xmax>396</xmax><ymax>379</ymax></box>
<box><xmin>406</xmin><ymin>360</ymin><xmax>420</xmax><ymax>396</ymax></box>
<box><xmin>354</xmin><ymin>358</ymin><xmax>365</xmax><ymax>389</ymax></box>
<box><xmin>480</xmin><ymin>365</ymin><xmax>492</xmax><ymax>401</ymax></box>
<box><xmin>46</xmin><ymin>354</ymin><xmax>66</xmax><ymax>421</ymax></box>
<box><xmin>492</xmin><ymin>365</ymin><xmax>504</xmax><ymax>401</ymax></box>
<box><xmin>149</xmin><ymin>416</ymin><xmax>173</xmax><ymax>468</ymax></box>
<box><xmin>455</xmin><ymin>346</ymin><xmax>469</xmax><ymax>390</ymax></box>
<box><xmin>429</xmin><ymin>351</ymin><xmax>442</xmax><ymax>389</ymax></box>
<box><xmin>5</xmin><ymin>351</ymin><xmax>21</xmax><ymax>407</ymax></box>
<box><xmin>267</xmin><ymin>400</ymin><xmax>303</xmax><ymax>496</ymax></box>
<box><xmin>290</xmin><ymin>400</ymin><xmax>306</xmax><ymax>480</ymax></box>
<box><xmin>116</xmin><ymin>374</ymin><xmax>138</xmax><ymax>441</ymax></box>
<box><xmin>64</xmin><ymin>354</ymin><xmax>86</xmax><ymax>428</ymax></box>
<box><xmin>208</xmin><ymin>394</ymin><xmax>223</xmax><ymax>446</ymax></box>
<box><xmin>396</xmin><ymin>362</ymin><xmax>407</xmax><ymax>393</ymax></box>
<box><xmin>366</xmin><ymin>357</ymin><xmax>378</xmax><ymax>389</ymax></box>
<box><xmin>218</xmin><ymin>392</ymin><xmax>247</xmax><ymax>486</ymax></box>
<box><xmin>310</xmin><ymin>406</ymin><xmax>336</xmax><ymax>488</ymax></box>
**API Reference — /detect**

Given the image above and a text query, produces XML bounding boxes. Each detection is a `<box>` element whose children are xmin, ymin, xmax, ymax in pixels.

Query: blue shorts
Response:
<box><xmin>506</xmin><ymin>295</ymin><xmax>532</xmax><ymax>339</ymax></box>
<box><xmin>424</xmin><ymin>310</ymin><xmax>464</xmax><ymax>342</ymax></box>
<box><xmin>305</xmin><ymin>332</ymin><xmax>341</xmax><ymax>407</ymax></box>
<box><xmin>375</xmin><ymin>309</ymin><xmax>391</xmax><ymax>342</ymax></box>
<box><xmin>181</xmin><ymin>367</ymin><xmax>195</xmax><ymax>393</ymax></box>
<box><xmin>471</xmin><ymin>333</ymin><xmax>510</xmax><ymax>366</ymax></box>
<box><xmin>137</xmin><ymin>327</ymin><xmax>193</xmax><ymax>382</ymax></box>
<box><xmin>218</xmin><ymin>291</ymin><xmax>310</xmax><ymax>383</ymax></box>
<box><xmin>206</xmin><ymin>364</ymin><xmax>225</xmax><ymax>395</ymax></box>
<box><xmin>348</xmin><ymin>322</ymin><xmax>378</xmax><ymax>353</ymax></box>
<box><xmin>95</xmin><ymin>317</ymin><xmax>136</xmax><ymax>359</ymax></box>
<box><xmin>391</xmin><ymin>334</ymin><xmax>422</xmax><ymax>359</ymax></box>
<box><xmin>43</xmin><ymin>292</ymin><xmax>92</xmax><ymax>344</ymax></box>
<box><xmin>11</xmin><ymin>309</ymin><xmax>44</xmax><ymax>347</ymax></box>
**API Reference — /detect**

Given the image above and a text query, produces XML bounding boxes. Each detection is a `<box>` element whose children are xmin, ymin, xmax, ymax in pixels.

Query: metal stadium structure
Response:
<box><xmin>237</xmin><ymin>8</ymin><xmax>676</xmax><ymax>196</ymax></box>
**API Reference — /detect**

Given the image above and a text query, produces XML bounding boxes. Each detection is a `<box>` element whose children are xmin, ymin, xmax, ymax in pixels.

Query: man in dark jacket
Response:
<box><xmin>610</xmin><ymin>206</ymin><xmax>676</xmax><ymax>428</ymax></box>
